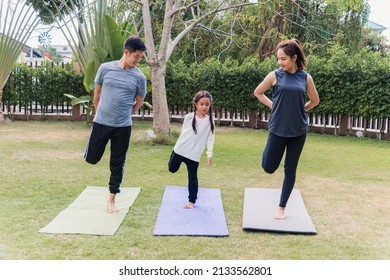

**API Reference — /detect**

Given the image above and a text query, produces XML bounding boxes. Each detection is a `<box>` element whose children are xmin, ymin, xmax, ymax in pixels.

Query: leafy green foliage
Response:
<box><xmin>63</xmin><ymin>93</ymin><xmax>93</xmax><ymax>124</ymax></box>
<box><xmin>166</xmin><ymin>56</ymin><xmax>277</xmax><ymax>112</ymax></box>
<box><xmin>3</xmin><ymin>63</ymin><xmax>84</xmax><ymax>111</ymax></box>
<box><xmin>307</xmin><ymin>45</ymin><xmax>390</xmax><ymax>118</ymax></box>
<box><xmin>25</xmin><ymin>0</ymin><xmax>80</xmax><ymax>25</ymax></box>
<box><xmin>3</xmin><ymin>44</ymin><xmax>390</xmax><ymax>120</ymax></box>
<box><xmin>105</xmin><ymin>15</ymin><xmax>125</xmax><ymax>60</ymax></box>
<box><xmin>0</xmin><ymin>1</ymin><xmax>40</xmax><ymax>98</ymax></box>
<box><xmin>63</xmin><ymin>94</ymin><xmax>92</xmax><ymax>109</ymax></box>
<box><xmin>83</xmin><ymin>61</ymin><xmax>96</xmax><ymax>93</ymax></box>
<box><xmin>169</xmin><ymin>0</ymin><xmax>372</xmax><ymax>63</ymax></box>
<box><xmin>166</xmin><ymin>45</ymin><xmax>390</xmax><ymax>119</ymax></box>
<box><xmin>26</xmin><ymin>0</ymin><xmax>83</xmax><ymax>24</ymax></box>
<box><xmin>81</xmin><ymin>14</ymin><xmax>151</xmax><ymax>94</ymax></box>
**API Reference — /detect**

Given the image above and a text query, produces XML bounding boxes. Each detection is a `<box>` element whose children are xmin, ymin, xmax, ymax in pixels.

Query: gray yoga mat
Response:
<box><xmin>39</xmin><ymin>186</ymin><xmax>141</xmax><ymax>235</ymax></box>
<box><xmin>153</xmin><ymin>186</ymin><xmax>229</xmax><ymax>236</ymax></box>
<box><xmin>242</xmin><ymin>188</ymin><xmax>317</xmax><ymax>234</ymax></box>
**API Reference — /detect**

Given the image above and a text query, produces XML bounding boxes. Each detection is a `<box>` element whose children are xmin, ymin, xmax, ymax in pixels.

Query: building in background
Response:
<box><xmin>367</xmin><ymin>20</ymin><xmax>387</xmax><ymax>35</ymax></box>
<box><xmin>48</xmin><ymin>44</ymin><xmax>74</xmax><ymax>63</ymax></box>
<box><xmin>19</xmin><ymin>44</ymin><xmax>44</xmax><ymax>63</ymax></box>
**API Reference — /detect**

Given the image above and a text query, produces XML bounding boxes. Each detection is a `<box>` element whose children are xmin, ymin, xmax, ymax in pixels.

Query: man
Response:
<box><xmin>84</xmin><ymin>36</ymin><xmax>147</xmax><ymax>213</ymax></box>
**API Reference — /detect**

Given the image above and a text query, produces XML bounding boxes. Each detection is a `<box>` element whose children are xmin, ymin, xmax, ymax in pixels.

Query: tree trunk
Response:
<box><xmin>150</xmin><ymin>62</ymin><xmax>171</xmax><ymax>135</ymax></box>
<box><xmin>338</xmin><ymin>115</ymin><xmax>349</xmax><ymax>136</ymax></box>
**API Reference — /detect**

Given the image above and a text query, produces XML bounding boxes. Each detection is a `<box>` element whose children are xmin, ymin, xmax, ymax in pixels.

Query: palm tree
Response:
<box><xmin>0</xmin><ymin>0</ymin><xmax>41</xmax><ymax>121</ymax></box>
<box><xmin>29</xmin><ymin>0</ymin><xmax>136</xmax><ymax>89</ymax></box>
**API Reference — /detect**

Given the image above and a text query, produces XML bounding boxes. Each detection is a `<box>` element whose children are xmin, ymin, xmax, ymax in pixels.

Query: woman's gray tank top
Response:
<box><xmin>268</xmin><ymin>68</ymin><xmax>308</xmax><ymax>137</ymax></box>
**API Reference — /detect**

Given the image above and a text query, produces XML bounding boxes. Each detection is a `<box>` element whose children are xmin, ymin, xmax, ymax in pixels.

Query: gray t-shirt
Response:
<box><xmin>93</xmin><ymin>61</ymin><xmax>147</xmax><ymax>127</ymax></box>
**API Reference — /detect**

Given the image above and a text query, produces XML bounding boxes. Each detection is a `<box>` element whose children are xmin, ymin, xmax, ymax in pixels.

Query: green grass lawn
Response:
<box><xmin>0</xmin><ymin>120</ymin><xmax>389</xmax><ymax>260</ymax></box>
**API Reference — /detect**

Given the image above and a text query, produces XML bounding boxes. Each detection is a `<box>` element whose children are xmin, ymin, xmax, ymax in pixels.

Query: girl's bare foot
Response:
<box><xmin>107</xmin><ymin>202</ymin><xmax>119</xmax><ymax>213</ymax></box>
<box><xmin>275</xmin><ymin>207</ymin><xmax>286</xmax><ymax>220</ymax></box>
<box><xmin>183</xmin><ymin>202</ymin><xmax>195</xmax><ymax>209</ymax></box>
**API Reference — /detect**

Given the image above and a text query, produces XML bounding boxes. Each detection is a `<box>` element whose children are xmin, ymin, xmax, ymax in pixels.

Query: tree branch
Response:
<box><xmin>166</xmin><ymin>0</ymin><xmax>202</xmax><ymax>18</ymax></box>
<box><xmin>166</xmin><ymin>1</ymin><xmax>256</xmax><ymax>60</ymax></box>
<box><xmin>140</xmin><ymin>0</ymin><xmax>157</xmax><ymax>64</ymax></box>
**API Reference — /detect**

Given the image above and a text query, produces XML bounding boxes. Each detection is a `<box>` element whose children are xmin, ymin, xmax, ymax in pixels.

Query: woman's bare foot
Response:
<box><xmin>107</xmin><ymin>193</ymin><xmax>119</xmax><ymax>213</ymax></box>
<box><xmin>107</xmin><ymin>202</ymin><xmax>119</xmax><ymax>213</ymax></box>
<box><xmin>275</xmin><ymin>207</ymin><xmax>286</xmax><ymax>220</ymax></box>
<box><xmin>183</xmin><ymin>202</ymin><xmax>195</xmax><ymax>209</ymax></box>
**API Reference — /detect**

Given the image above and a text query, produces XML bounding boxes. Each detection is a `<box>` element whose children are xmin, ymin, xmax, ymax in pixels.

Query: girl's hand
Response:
<box><xmin>206</xmin><ymin>157</ymin><xmax>212</xmax><ymax>167</ymax></box>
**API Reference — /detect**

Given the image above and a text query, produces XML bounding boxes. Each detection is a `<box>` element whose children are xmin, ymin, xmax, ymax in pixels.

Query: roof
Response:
<box><xmin>22</xmin><ymin>45</ymin><xmax>43</xmax><ymax>58</ymax></box>
<box><xmin>367</xmin><ymin>20</ymin><xmax>387</xmax><ymax>33</ymax></box>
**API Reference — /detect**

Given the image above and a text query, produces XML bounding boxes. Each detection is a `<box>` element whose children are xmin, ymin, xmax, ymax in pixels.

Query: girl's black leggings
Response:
<box><xmin>262</xmin><ymin>132</ymin><xmax>307</xmax><ymax>208</ymax></box>
<box><xmin>168</xmin><ymin>151</ymin><xmax>199</xmax><ymax>204</ymax></box>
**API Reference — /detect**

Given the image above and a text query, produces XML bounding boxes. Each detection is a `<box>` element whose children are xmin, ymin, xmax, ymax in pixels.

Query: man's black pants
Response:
<box><xmin>84</xmin><ymin>122</ymin><xmax>132</xmax><ymax>194</ymax></box>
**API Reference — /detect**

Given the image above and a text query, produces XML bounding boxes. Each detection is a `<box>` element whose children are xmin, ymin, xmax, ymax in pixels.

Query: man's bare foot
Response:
<box><xmin>107</xmin><ymin>202</ymin><xmax>119</xmax><ymax>213</ymax></box>
<box><xmin>274</xmin><ymin>207</ymin><xmax>286</xmax><ymax>220</ymax></box>
<box><xmin>183</xmin><ymin>202</ymin><xmax>195</xmax><ymax>209</ymax></box>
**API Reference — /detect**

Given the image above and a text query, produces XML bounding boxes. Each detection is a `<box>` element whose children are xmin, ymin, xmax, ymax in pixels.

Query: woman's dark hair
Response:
<box><xmin>192</xmin><ymin>90</ymin><xmax>214</xmax><ymax>134</ymax></box>
<box><xmin>276</xmin><ymin>39</ymin><xmax>307</xmax><ymax>70</ymax></box>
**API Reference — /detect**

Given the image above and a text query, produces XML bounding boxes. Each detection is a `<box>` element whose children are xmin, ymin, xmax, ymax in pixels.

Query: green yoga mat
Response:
<box><xmin>39</xmin><ymin>186</ymin><xmax>141</xmax><ymax>236</ymax></box>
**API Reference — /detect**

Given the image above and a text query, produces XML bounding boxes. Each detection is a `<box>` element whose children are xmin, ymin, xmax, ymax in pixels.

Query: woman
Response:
<box><xmin>254</xmin><ymin>39</ymin><xmax>319</xmax><ymax>220</ymax></box>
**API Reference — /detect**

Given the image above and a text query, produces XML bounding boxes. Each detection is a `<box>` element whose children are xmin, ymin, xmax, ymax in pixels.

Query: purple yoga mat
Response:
<box><xmin>153</xmin><ymin>186</ymin><xmax>229</xmax><ymax>236</ymax></box>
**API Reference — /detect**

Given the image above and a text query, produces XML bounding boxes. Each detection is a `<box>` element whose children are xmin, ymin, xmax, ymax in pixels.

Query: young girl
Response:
<box><xmin>254</xmin><ymin>39</ymin><xmax>319</xmax><ymax>220</ymax></box>
<box><xmin>168</xmin><ymin>90</ymin><xmax>215</xmax><ymax>209</ymax></box>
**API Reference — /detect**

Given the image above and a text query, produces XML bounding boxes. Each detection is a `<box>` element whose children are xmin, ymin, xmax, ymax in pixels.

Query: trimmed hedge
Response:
<box><xmin>3</xmin><ymin>62</ymin><xmax>84</xmax><ymax>111</ymax></box>
<box><xmin>166</xmin><ymin>48</ymin><xmax>390</xmax><ymax>119</ymax></box>
<box><xmin>3</xmin><ymin>47</ymin><xmax>390</xmax><ymax>119</ymax></box>
<box><xmin>307</xmin><ymin>46</ymin><xmax>390</xmax><ymax>118</ymax></box>
<box><xmin>166</xmin><ymin>56</ymin><xmax>276</xmax><ymax>113</ymax></box>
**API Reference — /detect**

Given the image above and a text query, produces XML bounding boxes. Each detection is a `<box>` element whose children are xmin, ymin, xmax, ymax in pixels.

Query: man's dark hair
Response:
<box><xmin>124</xmin><ymin>36</ymin><xmax>146</xmax><ymax>53</ymax></box>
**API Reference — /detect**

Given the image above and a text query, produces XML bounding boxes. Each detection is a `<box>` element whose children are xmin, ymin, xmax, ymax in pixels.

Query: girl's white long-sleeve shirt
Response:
<box><xmin>173</xmin><ymin>113</ymin><xmax>215</xmax><ymax>162</ymax></box>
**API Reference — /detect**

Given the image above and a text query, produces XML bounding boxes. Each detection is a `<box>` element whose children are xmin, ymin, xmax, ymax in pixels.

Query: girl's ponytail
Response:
<box><xmin>209</xmin><ymin>105</ymin><xmax>215</xmax><ymax>133</ymax></box>
<box><xmin>192</xmin><ymin>111</ymin><xmax>197</xmax><ymax>134</ymax></box>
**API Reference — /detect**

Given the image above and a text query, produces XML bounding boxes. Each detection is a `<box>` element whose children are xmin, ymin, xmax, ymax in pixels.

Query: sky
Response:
<box><xmin>367</xmin><ymin>0</ymin><xmax>390</xmax><ymax>40</ymax></box>
<box><xmin>25</xmin><ymin>0</ymin><xmax>390</xmax><ymax>47</ymax></box>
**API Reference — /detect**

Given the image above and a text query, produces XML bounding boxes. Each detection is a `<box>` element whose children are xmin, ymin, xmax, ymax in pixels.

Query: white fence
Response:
<box><xmin>3</xmin><ymin>104</ymin><xmax>390</xmax><ymax>139</ymax></box>
<box><xmin>254</xmin><ymin>112</ymin><xmax>389</xmax><ymax>139</ymax></box>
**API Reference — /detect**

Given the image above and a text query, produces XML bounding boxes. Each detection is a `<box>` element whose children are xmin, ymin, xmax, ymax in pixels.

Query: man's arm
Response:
<box><xmin>132</xmin><ymin>95</ymin><xmax>145</xmax><ymax>113</ymax></box>
<box><xmin>93</xmin><ymin>83</ymin><xmax>102</xmax><ymax>112</ymax></box>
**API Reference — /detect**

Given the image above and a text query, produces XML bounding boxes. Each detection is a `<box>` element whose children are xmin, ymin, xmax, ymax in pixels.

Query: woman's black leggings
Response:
<box><xmin>168</xmin><ymin>151</ymin><xmax>199</xmax><ymax>204</ymax></box>
<box><xmin>262</xmin><ymin>132</ymin><xmax>306</xmax><ymax>208</ymax></box>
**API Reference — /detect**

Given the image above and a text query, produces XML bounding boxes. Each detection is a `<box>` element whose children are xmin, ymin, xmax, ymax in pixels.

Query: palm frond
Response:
<box><xmin>0</xmin><ymin>1</ymin><xmax>40</xmax><ymax>90</ymax></box>
<box><xmin>52</xmin><ymin>0</ymin><xmax>138</xmax><ymax>75</ymax></box>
